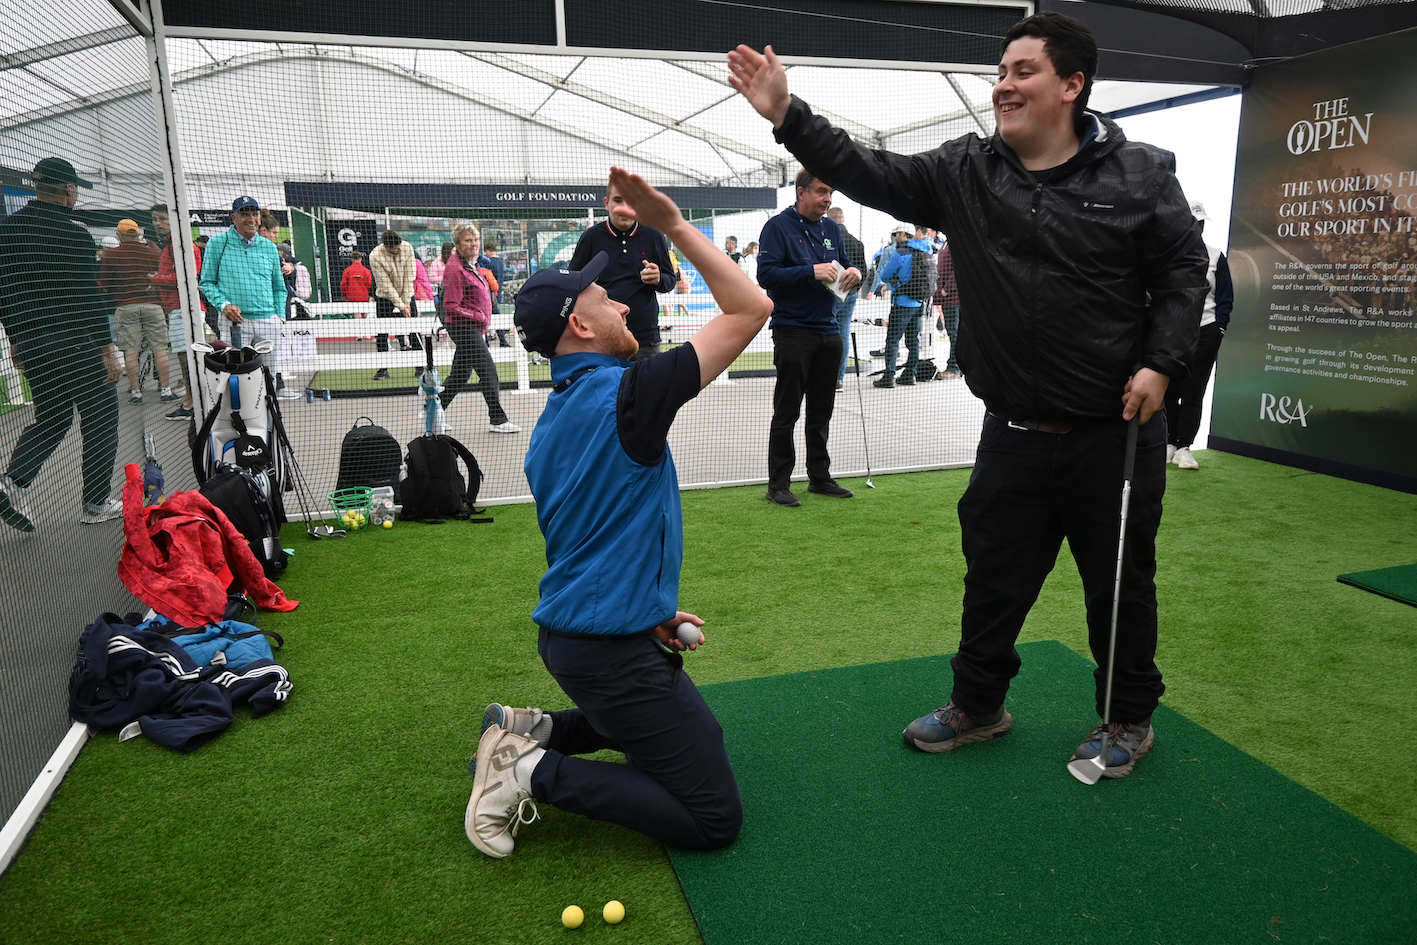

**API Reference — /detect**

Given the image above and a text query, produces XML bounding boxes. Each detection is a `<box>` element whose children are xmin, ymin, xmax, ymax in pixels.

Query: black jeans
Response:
<box><xmin>533</xmin><ymin>628</ymin><xmax>743</xmax><ymax>850</ymax></box>
<box><xmin>768</xmin><ymin>326</ymin><xmax>842</xmax><ymax>490</ymax></box>
<box><xmin>952</xmin><ymin>412</ymin><xmax>1168</xmax><ymax>723</ymax></box>
<box><xmin>1164</xmin><ymin>321</ymin><xmax>1224</xmax><ymax>448</ymax></box>
<box><xmin>7</xmin><ymin>348</ymin><xmax>120</xmax><ymax>507</ymax></box>
<box><xmin>440</xmin><ymin>322</ymin><xmax>507</xmax><ymax>424</ymax></box>
<box><xmin>375</xmin><ymin>298</ymin><xmax>418</xmax><ymax>352</ymax></box>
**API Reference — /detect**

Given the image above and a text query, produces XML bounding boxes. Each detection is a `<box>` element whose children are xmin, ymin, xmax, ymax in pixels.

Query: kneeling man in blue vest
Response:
<box><xmin>465</xmin><ymin>168</ymin><xmax>773</xmax><ymax>858</ymax></box>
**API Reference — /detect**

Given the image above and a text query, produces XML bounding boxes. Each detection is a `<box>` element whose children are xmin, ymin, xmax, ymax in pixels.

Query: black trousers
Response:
<box><xmin>1164</xmin><ymin>321</ymin><xmax>1224</xmax><ymax>448</ymax></box>
<box><xmin>952</xmin><ymin>413</ymin><xmax>1168</xmax><ymax>724</ymax></box>
<box><xmin>768</xmin><ymin>326</ymin><xmax>842</xmax><ymax>490</ymax></box>
<box><xmin>533</xmin><ymin>628</ymin><xmax>743</xmax><ymax>850</ymax></box>
<box><xmin>7</xmin><ymin>348</ymin><xmax>120</xmax><ymax>507</ymax></box>
<box><xmin>374</xmin><ymin>298</ymin><xmax>419</xmax><ymax>352</ymax></box>
<box><xmin>440</xmin><ymin>322</ymin><xmax>507</xmax><ymax>424</ymax></box>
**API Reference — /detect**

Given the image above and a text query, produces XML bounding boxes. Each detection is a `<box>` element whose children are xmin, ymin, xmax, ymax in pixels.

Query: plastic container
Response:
<box><xmin>328</xmin><ymin>487</ymin><xmax>373</xmax><ymax>531</ymax></box>
<box><xmin>370</xmin><ymin>485</ymin><xmax>396</xmax><ymax>527</ymax></box>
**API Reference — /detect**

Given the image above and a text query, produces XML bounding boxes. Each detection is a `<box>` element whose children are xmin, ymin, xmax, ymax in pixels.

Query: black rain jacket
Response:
<box><xmin>776</xmin><ymin>96</ymin><xmax>1208</xmax><ymax>422</ymax></box>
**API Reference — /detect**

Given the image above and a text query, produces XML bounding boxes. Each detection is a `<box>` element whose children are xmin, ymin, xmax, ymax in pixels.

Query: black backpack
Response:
<box><xmin>199</xmin><ymin>464</ymin><xmax>289</xmax><ymax>577</ymax></box>
<box><xmin>401</xmin><ymin>434</ymin><xmax>492</xmax><ymax>523</ymax></box>
<box><xmin>898</xmin><ymin>247</ymin><xmax>933</xmax><ymax>301</ymax></box>
<box><xmin>335</xmin><ymin>418</ymin><xmax>402</xmax><ymax>499</ymax></box>
<box><xmin>908</xmin><ymin>358</ymin><xmax>938</xmax><ymax>382</ymax></box>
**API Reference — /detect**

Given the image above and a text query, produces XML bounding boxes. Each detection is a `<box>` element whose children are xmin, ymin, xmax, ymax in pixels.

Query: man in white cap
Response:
<box><xmin>464</xmin><ymin>168</ymin><xmax>772</xmax><ymax>859</ymax></box>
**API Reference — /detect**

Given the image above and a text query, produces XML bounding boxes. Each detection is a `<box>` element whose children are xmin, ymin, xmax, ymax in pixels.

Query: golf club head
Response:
<box><xmin>311</xmin><ymin>524</ymin><xmax>346</xmax><ymax>539</ymax></box>
<box><xmin>1067</xmin><ymin>755</ymin><xmax>1107</xmax><ymax>785</ymax></box>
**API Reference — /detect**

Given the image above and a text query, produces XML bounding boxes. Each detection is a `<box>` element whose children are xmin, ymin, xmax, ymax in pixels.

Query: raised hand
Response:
<box><xmin>609</xmin><ymin>167</ymin><xmax>685</xmax><ymax>236</ymax></box>
<box><xmin>727</xmin><ymin>45</ymin><xmax>791</xmax><ymax>128</ymax></box>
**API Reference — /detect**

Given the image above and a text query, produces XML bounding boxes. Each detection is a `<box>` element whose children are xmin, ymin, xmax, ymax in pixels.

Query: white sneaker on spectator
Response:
<box><xmin>80</xmin><ymin>496</ymin><xmax>123</xmax><ymax>525</ymax></box>
<box><xmin>1174</xmin><ymin>447</ymin><xmax>1199</xmax><ymax>470</ymax></box>
<box><xmin>1</xmin><ymin>473</ymin><xmax>35</xmax><ymax>532</ymax></box>
<box><xmin>1166</xmin><ymin>444</ymin><xmax>1177</xmax><ymax>465</ymax></box>
<box><xmin>489</xmin><ymin>420</ymin><xmax>521</xmax><ymax>434</ymax></box>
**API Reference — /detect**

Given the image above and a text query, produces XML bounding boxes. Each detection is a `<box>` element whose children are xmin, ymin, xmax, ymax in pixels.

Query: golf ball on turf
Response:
<box><xmin>562</xmin><ymin>905</ymin><xmax>584</xmax><ymax>929</ymax></box>
<box><xmin>382</xmin><ymin>520</ymin><xmax>393</xmax><ymax>529</ymax></box>
<box><xmin>603</xmin><ymin>900</ymin><xmax>625</xmax><ymax>924</ymax></box>
<box><xmin>676</xmin><ymin>622</ymin><xmax>703</xmax><ymax>646</ymax></box>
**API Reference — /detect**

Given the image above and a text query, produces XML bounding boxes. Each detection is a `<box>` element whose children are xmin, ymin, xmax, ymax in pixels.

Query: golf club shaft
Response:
<box><xmin>1099</xmin><ymin>414</ymin><xmax>1141</xmax><ymax>761</ymax></box>
<box><xmin>850</xmin><ymin>331</ymin><xmax>874</xmax><ymax>486</ymax></box>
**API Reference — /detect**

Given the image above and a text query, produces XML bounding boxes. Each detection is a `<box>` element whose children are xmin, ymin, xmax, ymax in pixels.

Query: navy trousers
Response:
<box><xmin>532</xmin><ymin>628</ymin><xmax>742</xmax><ymax>850</ymax></box>
<box><xmin>952</xmin><ymin>413</ymin><xmax>1168</xmax><ymax>724</ymax></box>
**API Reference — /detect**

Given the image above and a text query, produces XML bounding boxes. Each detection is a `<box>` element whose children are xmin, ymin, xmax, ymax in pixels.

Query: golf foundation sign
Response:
<box><xmin>1211</xmin><ymin>26</ymin><xmax>1417</xmax><ymax>489</ymax></box>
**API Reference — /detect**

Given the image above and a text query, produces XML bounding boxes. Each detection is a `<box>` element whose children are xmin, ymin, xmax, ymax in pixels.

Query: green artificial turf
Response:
<box><xmin>673</xmin><ymin>643</ymin><xmax>1417</xmax><ymax>945</ymax></box>
<box><xmin>1338</xmin><ymin>562</ymin><xmax>1417</xmax><ymax>607</ymax></box>
<box><xmin>0</xmin><ymin>452</ymin><xmax>1414</xmax><ymax>944</ymax></box>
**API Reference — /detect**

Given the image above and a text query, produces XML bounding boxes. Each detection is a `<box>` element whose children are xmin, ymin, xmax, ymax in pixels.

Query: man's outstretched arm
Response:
<box><xmin>609</xmin><ymin>167</ymin><xmax>772</xmax><ymax>389</ymax></box>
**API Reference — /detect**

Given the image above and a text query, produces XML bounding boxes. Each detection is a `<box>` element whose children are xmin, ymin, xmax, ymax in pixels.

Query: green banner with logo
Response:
<box><xmin>1214</xmin><ymin>27</ymin><xmax>1417</xmax><ymax>483</ymax></box>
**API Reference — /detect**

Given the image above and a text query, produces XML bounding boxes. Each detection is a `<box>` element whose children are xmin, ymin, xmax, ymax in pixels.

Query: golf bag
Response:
<box><xmin>400</xmin><ymin>434</ymin><xmax>491</xmax><ymax>523</ymax></box>
<box><xmin>190</xmin><ymin>343</ymin><xmax>287</xmax><ymax>539</ymax></box>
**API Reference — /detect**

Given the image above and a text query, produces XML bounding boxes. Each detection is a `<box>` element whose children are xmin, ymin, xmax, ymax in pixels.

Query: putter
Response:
<box><xmin>850</xmin><ymin>332</ymin><xmax>875</xmax><ymax>489</ymax></box>
<box><xmin>1068</xmin><ymin>412</ymin><xmax>1140</xmax><ymax>785</ymax></box>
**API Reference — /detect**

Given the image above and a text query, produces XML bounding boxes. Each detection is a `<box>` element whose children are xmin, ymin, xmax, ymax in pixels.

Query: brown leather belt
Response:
<box><xmin>989</xmin><ymin>412</ymin><xmax>1074</xmax><ymax>435</ymax></box>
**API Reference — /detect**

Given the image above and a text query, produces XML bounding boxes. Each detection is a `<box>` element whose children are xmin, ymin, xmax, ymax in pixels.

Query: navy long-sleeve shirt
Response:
<box><xmin>569</xmin><ymin>220</ymin><xmax>677</xmax><ymax>345</ymax></box>
<box><xmin>756</xmin><ymin>206</ymin><xmax>844</xmax><ymax>333</ymax></box>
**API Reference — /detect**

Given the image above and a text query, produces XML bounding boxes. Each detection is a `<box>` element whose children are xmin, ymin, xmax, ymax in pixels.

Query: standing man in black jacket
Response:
<box><xmin>730</xmin><ymin>11</ymin><xmax>1207</xmax><ymax>778</ymax></box>
<box><xmin>0</xmin><ymin>157</ymin><xmax>123</xmax><ymax>532</ymax></box>
<box><xmin>569</xmin><ymin>175</ymin><xmax>678</xmax><ymax>361</ymax></box>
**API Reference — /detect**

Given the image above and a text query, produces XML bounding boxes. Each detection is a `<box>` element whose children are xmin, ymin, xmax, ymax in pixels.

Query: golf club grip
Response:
<box><xmin>1122</xmin><ymin>414</ymin><xmax>1139</xmax><ymax>481</ymax></box>
<box><xmin>426</xmin><ymin>339</ymin><xmax>434</xmax><ymax>374</ymax></box>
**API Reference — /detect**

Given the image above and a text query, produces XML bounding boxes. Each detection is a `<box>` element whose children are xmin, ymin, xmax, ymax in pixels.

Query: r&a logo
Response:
<box><xmin>1260</xmin><ymin>393</ymin><xmax>1312</xmax><ymax>427</ymax></box>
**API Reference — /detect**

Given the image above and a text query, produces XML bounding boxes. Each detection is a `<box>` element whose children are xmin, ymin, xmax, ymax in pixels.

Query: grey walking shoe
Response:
<box><xmin>902</xmin><ymin>702</ymin><xmax>1012</xmax><ymax>753</ymax></box>
<box><xmin>1069</xmin><ymin>720</ymin><xmax>1154</xmax><ymax>779</ymax></box>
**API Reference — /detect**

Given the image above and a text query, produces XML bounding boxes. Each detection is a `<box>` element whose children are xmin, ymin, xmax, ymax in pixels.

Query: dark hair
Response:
<box><xmin>441</xmin><ymin>240</ymin><xmax>454</xmax><ymax>263</ymax></box>
<box><xmin>794</xmin><ymin>167</ymin><xmax>821</xmax><ymax>192</ymax></box>
<box><xmin>351</xmin><ymin>250</ymin><xmax>363</xmax><ymax>260</ymax></box>
<box><xmin>1001</xmin><ymin>11</ymin><xmax>1097</xmax><ymax>122</ymax></box>
<box><xmin>259</xmin><ymin>210</ymin><xmax>279</xmax><ymax>232</ymax></box>
<box><xmin>150</xmin><ymin>203</ymin><xmax>168</xmax><ymax>213</ymax></box>
<box><xmin>380</xmin><ymin>229</ymin><xmax>400</xmax><ymax>246</ymax></box>
<box><xmin>483</xmin><ymin>240</ymin><xmax>497</xmax><ymax>252</ymax></box>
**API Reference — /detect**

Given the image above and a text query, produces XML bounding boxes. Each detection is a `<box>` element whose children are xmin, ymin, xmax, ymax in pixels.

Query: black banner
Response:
<box><xmin>325</xmin><ymin>219</ymin><xmax>382</xmax><ymax>301</ymax></box>
<box><xmin>189</xmin><ymin>208</ymin><xmax>289</xmax><ymax>227</ymax></box>
<box><xmin>285</xmin><ymin>182</ymin><xmax>778</xmax><ymax>211</ymax></box>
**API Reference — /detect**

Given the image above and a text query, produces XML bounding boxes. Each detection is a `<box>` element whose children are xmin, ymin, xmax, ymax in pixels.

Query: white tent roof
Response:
<box><xmin>1</xmin><ymin>4</ymin><xmax>1221</xmax><ymax>210</ymax></box>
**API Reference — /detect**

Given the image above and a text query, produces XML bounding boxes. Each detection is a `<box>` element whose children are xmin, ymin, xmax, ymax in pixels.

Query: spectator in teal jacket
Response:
<box><xmin>199</xmin><ymin>196</ymin><xmax>298</xmax><ymax>398</ymax></box>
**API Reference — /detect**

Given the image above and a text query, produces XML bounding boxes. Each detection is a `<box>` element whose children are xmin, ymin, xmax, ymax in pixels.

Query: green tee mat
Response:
<box><xmin>670</xmin><ymin>641</ymin><xmax>1417</xmax><ymax>945</ymax></box>
<box><xmin>1337</xmin><ymin>563</ymin><xmax>1417</xmax><ymax>607</ymax></box>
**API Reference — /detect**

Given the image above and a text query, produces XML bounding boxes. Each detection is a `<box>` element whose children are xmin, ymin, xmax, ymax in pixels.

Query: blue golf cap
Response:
<box><xmin>231</xmin><ymin>195</ymin><xmax>260</xmax><ymax>213</ymax></box>
<box><xmin>31</xmin><ymin>157</ymin><xmax>93</xmax><ymax>189</ymax></box>
<box><xmin>514</xmin><ymin>252</ymin><xmax>609</xmax><ymax>357</ymax></box>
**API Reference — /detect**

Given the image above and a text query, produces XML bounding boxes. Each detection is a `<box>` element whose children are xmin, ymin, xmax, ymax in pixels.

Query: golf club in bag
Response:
<box><xmin>1067</xmin><ymin>412</ymin><xmax>1140</xmax><ymax>785</ymax></box>
<box><xmin>850</xmin><ymin>332</ymin><xmax>874</xmax><ymax>489</ymax></box>
<box><xmin>420</xmin><ymin>339</ymin><xmax>447</xmax><ymax>436</ymax></box>
<box><xmin>190</xmin><ymin>341</ymin><xmax>343</xmax><ymax>540</ymax></box>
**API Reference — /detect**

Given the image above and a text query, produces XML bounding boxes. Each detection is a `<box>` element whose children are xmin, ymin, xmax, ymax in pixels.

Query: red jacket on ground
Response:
<box><xmin>341</xmin><ymin>260</ymin><xmax>372</xmax><ymax>302</ymax></box>
<box><xmin>118</xmin><ymin>464</ymin><xmax>299</xmax><ymax>628</ymax></box>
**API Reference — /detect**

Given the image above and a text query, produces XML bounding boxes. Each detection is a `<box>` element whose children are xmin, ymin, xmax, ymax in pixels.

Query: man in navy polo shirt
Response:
<box><xmin>757</xmin><ymin>168</ymin><xmax>862</xmax><ymax>506</ymax></box>
<box><xmin>568</xmin><ymin>174</ymin><xmax>679</xmax><ymax>361</ymax></box>
<box><xmin>464</xmin><ymin>168</ymin><xmax>773</xmax><ymax>859</ymax></box>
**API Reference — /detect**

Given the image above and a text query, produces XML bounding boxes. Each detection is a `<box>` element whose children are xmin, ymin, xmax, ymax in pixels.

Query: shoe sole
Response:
<box><xmin>465</xmin><ymin>725</ymin><xmax>514</xmax><ymax>858</ymax></box>
<box><xmin>480</xmin><ymin>703</ymin><xmax>507</xmax><ymax>737</ymax></box>
<box><xmin>905</xmin><ymin>709</ymin><xmax>1013</xmax><ymax>753</ymax></box>
<box><xmin>0</xmin><ymin>495</ymin><xmax>35</xmax><ymax>532</ymax></box>
<box><xmin>1090</xmin><ymin>726</ymin><xmax>1155</xmax><ymax>780</ymax></box>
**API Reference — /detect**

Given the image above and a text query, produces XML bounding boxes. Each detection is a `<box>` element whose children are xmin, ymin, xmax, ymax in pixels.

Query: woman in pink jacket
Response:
<box><xmin>440</xmin><ymin>224</ymin><xmax>519</xmax><ymax>434</ymax></box>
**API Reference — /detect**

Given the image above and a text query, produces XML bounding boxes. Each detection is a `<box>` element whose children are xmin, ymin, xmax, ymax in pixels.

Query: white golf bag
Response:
<box><xmin>190</xmin><ymin>342</ymin><xmax>287</xmax><ymax>522</ymax></box>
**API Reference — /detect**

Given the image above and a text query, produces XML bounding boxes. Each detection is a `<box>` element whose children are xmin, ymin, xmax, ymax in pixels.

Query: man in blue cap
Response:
<box><xmin>464</xmin><ymin>168</ymin><xmax>773</xmax><ymax>859</ymax></box>
<box><xmin>199</xmin><ymin>196</ymin><xmax>299</xmax><ymax>398</ymax></box>
<box><xmin>0</xmin><ymin>157</ymin><xmax>124</xmax><ymax>531</ymax></box>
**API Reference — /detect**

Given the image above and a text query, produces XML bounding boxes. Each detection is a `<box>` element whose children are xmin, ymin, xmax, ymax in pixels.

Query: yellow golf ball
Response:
<box><xmin>603</xmin><ymin>900</ymin><xmax>625</xmax><ymax>924</ymax></box>
<box><xmin>561</xmin><ymin>905</ymin><xmax>584</xmax><ymax>929</ymax></box>
<box><xmin>382</xmin><ymin>520</ymin><xmax>392</xmax><ymax>529</ymax></box>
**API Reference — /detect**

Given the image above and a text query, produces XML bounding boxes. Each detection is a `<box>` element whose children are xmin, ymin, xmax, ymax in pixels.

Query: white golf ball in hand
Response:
<box><xmin>676</xmin><ymin>622</ymin><xmax>703</xmax><ymax>647</ymax></box>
